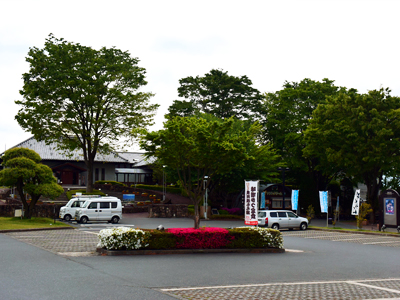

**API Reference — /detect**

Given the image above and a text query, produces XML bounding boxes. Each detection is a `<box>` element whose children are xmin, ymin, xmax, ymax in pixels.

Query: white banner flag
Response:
<box><xmin>351</xmin><ymin>189</ymin><xmax>360</xmax><ymax>215</ymax></box>
<box><xmin>244</xmin><ymin>180</ymin><xmax>258</xmax><ymax>225</ymax></box>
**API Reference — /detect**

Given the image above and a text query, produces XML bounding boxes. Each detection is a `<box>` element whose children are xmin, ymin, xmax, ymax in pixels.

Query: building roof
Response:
<box><xmin>117</xmin><ymin>152</ymin><xmax>155</xmax><ymax>167</ymax></box>
<box><xmin>2</xmin><ymin>137</ymin><xmax>128</xmax><ymax>163</ymax></box>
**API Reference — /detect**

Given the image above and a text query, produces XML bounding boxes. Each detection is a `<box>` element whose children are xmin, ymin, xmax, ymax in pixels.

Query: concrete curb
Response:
<box><xmin>309</xmin><ymin>227</ymin><xmax>400</xmax><ymax>237</ymax></box>
<box><xmin>0</xmin><ymin>227</ymin><xmax>74</xmax><ymax>233</ymax></box>
<box><xmin>96</xmin><ymin>247</ymin><xmax>285</xmax><ymax>256</ymax></box>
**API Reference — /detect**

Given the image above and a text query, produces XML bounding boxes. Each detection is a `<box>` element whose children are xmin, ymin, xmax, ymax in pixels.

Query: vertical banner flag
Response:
<box><xmin>319</xmin><ymin>191</ymin><xmax>328</xmax><ymax>213</ymax></box>
<box><xmin>291</xmin><ymin>190</ymin><xmax>299</xmax><ymax>211</ymax></box>
<box><xmin>260</xmin><ymin>192</ymin><xmax>265</xmax><ymax>209</ymax></box>
<box><xmin>244</xmin><ymin>180</ymin><xmax>259</xmax><ymax>225</ymax></box>
<box><xmin>351</xmin><ymin>189</ymin><xmax>360</xmax><ymax>215</ymax></box>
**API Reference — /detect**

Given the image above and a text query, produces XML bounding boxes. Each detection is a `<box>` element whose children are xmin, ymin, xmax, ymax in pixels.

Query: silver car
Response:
<box><xmin>258</xmin><ymin>210</ymin><xmax>308</xmax><ymax>230</ymax></box>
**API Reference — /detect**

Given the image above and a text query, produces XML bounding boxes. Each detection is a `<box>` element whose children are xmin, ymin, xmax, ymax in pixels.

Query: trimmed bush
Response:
<box><xmin>66</xmin><ymin>189</ymin><xmax>106</xmax><ymax>200</ymax></box>
<box><xmin>97</xmin><ymin>227</ymin><xmax>283</xmax><ymax>250</ymax></box>
<box><xmin>95</xmin><ymin>180</ymin><xmax>126</xmax><ymax>187</ymax></box>
<box><xmin>167</xmin><ymin>227</ymin><xmax>234</xmax><ymax>249</ymax></box>
<box><xmin>98</xmin><ymin>227</ymin><xmax>150</xmax><ymax>250</ymax></box>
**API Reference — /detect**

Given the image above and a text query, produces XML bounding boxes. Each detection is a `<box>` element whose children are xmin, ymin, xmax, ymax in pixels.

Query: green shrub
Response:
<box><xmin>187</xmin><ymin>205</ymin><xmax>195</xmax><ymax>215</ymax></box>
<box><xmin>146</xmin><ymin>230</ymin><xmax>177</xmax><ymax>249</ymax></box>
<box><xmin>95</xmin><ymin>180</ymin><xmax>126</xmax><ymax>186</ymax></box>
<box><xmin>218</xmin><ymin>209</ymin><xmax>229</xmax><ymax>215</ymax></box>
<box><xmin>134</xmin><ymin>184</ymin><xmax>182</xmax><ymax>194</ymax></box>
<box><xmin>66</xmin><ymin>189</ymin><xmax>106</xmax><ymax>200</ymax></box>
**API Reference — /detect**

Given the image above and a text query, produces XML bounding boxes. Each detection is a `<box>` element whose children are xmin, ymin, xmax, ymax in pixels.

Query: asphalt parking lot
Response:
<box><xmin>3</xmin><ymin>217</ymin><xmax>400</xmax><ymax>300</ymax></box>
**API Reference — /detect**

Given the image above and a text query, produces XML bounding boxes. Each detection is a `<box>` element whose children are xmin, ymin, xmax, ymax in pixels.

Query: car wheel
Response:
<box><xmin>64</xmin><ymin>214</ymin><xmax>71</xmax><ymax>222</ymax></box>
<box><xmin>300</xmin><ymin>222</ymin><xmax>308</xmax><ymax>230</ymax></box>
<box><xmin>111</xmin><ymin>216</ymin><xmax>119</xmax><ymax>224</ymax></box>
<box><xmin>80</xmin><ymin>216</ymin><xmax>88</xmax><ymax>224</ymax></box>
<box><xmin>271</xmin><ymin>224</ymin><xmax>279</xmax><ymax>230</ymax></box>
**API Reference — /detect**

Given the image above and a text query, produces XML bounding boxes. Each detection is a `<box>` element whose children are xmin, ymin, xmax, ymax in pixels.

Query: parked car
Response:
<box><xmin>59</xmin><ymin>198</ymin><xmax>88</xmax><ymax>221</ymax></box>
<box><xmin>258</xmin><ymin>210</ymin><xmax>308</xmax><ymax>230</ymax></box>
<box><xmin>74</xmin><ymin>196</ymin><xmax>123</xmax><ymax>224</ymax></box>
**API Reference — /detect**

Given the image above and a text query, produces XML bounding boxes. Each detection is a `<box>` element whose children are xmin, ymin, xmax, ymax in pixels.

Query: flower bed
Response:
<box><xmin>97</xmin><ymin>226</ymin><xmax>283</xmax><ymax>252</ymax></box>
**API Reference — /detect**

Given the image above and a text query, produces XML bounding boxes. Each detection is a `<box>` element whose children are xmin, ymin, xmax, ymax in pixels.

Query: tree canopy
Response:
<box><xmin>166</xmin><ymin>69</ymin><xmax>263</xmax><ymax>120</ymax></box>
<box><xmin>140</xmin><ymin>115</ymin><xmax>270</xmax><ymax>228</ymax></box>
<box><xmin>0</xmin><ymin>148</ymin><xmax>64</xmax><ymax>219</ymax></box>
<box><xmin>261</xmin><ymin>78</ymin><xmax>347</xmax><ymax>209</ymax></box>
<box><xmin>15</xmin><ymin>34</ymin><xmax>158</xmax><ymax>192</ymax></box>
<box><xmin>303</xmin><ymin>88</ymin><xmax>400</xmax><ymax>214</ymax></box>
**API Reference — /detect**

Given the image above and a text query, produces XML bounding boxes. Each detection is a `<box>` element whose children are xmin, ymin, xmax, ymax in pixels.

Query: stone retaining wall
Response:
<box><xmin>0</xmin><ymin>204</ymin><xmax>63</xmax><ymax>218</ymax></box>
<box><xmin>148</xmin><ymin>204</ymin><xmax>188</xmax><ymax>218</ymax></box>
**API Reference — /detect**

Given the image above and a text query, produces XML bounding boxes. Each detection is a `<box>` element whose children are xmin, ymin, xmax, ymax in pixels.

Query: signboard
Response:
<box><xmin>319</xmin><ymin>191</ymin><xmax>328</xmax><ymax>213</ymax></box>
<box><xmin>260</xmin><ymin>192</ymin><xmax>265</xmax><ymax>209</ymax></box>
<box><xmin>244</xmin><ymin>180</ymin><xmax>258</xmax><ymax>225</ymax></box>
<box><xmin>351</xmin><ymin>189</ymin><xmax>360</xmax><ymax>215</ymax></box>
<box><xmin>385</xmin><ymin>198</ymin><xmax>395</xmax><ymax>215</ymax></box>
<box><xmin>291</xmin><ymin>190</ymin><xmax>299</xmax><ymax>211</ymax></box>
<box><xmin>123</xmin><ymin>194</ymin><xmax>136</xmax><ymax>201</ymax></box>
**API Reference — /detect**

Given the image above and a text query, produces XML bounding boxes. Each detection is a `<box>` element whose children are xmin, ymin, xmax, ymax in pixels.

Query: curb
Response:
<box><xmin>309</xmin><ymin>227</ymin><xmax>400</xmax><ymax>237</ymax></box>
<box><xmin>0</xmin><ymin>227</ymin><xmax>75</xmax><ymax>233</ymax></box>
<box><xmin>96</xmin><ymin>247</ymin><xmax>285</xmax><ymax>256</ymax></box>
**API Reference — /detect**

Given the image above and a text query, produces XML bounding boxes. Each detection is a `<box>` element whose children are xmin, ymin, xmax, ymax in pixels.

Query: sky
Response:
<box><xmin>1</xmin><ymin>0</ymin><xmax>400</xmax><ymax>152</ymax></box>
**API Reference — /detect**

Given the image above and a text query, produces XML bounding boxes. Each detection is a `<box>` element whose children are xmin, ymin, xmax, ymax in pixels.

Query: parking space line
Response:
<box><xmin>347</xmin><ymin>281</ymin><xmax>400</xmax><ymax>294</ymax></box>
<box><xmin>363</xmin><ymin>240</ymin><xmax>400</xmax><ymax>245</ymax></box>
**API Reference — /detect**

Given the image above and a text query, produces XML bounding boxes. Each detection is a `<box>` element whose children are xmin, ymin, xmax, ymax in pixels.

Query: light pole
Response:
<box><xmin>204</xmin><ymin>176</ymin><xmax>209</xmax><ymax>219</ymax></box>
<box><xmin>277</xmin><ymin>167</ymin><xmax>290</xmax><ymax>209</ymax></box>
<box><xmin>162</xmin><ymin>165</ymin><xmax>166</xmax><ymax>201</ymax></box>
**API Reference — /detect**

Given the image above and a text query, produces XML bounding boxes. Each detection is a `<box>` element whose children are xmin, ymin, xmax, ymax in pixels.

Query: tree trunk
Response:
<box><xmin>193</xmin><ymin>201</ymin><xmax>200</xmax><ymax>229</ymax></box>
<box><xmin>86</xmin><ymin>158</ymin><xmax>94</xmax><ymax>193</ymax></box>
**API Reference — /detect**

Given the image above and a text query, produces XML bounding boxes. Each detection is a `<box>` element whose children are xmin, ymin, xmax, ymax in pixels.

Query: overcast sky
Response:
<box><xmin>1</xmin><ymin>0</ymin><xmax>399</xmax><ymax>152</ymax></box>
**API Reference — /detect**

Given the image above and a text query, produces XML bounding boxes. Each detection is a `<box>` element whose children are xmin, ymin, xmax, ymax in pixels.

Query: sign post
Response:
<box><xmin>244</xmin><ymin>180</ymin><xmax>259</xmax><ymax>226</ymax></box>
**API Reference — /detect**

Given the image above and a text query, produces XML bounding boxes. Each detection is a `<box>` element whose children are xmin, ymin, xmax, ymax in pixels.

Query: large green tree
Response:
<box><xmin>16</xmin><ymin>34</ymin><xmax>158</xmax><ymax>192</ymax></box>
<box><xmin>140</xmin><ymin>116</ymin><xmax>265</xmax><ymax>228</ymax></box>
<box><xmin>261</xmin><ymin>78</ymin><xmax>347</xmax><ymax>209</ymax></box>
<box><xmin>166</xmin><ymin>69</ymin><xmax>263</xmax><ymax>120</ymax></box>
<box><xmin>0</xmin><ymin>148</ymin><xmax>64</xmax><ymax>219</ymax></box>
<box><xmin>303</xmin><ymin>88</ymin><xmax>400</xmax><ymax>218</ymax></box>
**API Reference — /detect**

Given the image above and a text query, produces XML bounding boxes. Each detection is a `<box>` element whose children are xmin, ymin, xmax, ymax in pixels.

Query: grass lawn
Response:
<box><xmin>0</xmin><ymin>217</ymin><xmax>73</xmax><ymax>230</ymax></box>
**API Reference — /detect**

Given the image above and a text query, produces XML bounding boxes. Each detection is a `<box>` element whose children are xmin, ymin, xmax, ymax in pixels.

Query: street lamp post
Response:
<box><xmin>204</xmin><ymin>176</ymin><xmax>209</xmax><ymax>219</ymax></box>
<box><xmin>162</xmin><ymin>165</ymin><xmax>166</xmax><ymax>201</ymax></box>
<box><xmin>277</xmin><ymin>167</ymin><xmax>290</xmax><ymax>209</ymax></box>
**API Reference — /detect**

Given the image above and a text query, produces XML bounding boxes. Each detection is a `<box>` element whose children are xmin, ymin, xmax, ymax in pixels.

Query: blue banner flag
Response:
<box><xmin>260</xmin><ymin>192</ymin><xmax>265</xmax><ymax>209</ymax></box>
<box><xmin>291</xmin><ymin>190</ymin><xmax>299</xmax><ymax>211</ymax></box>
<box><xmin>319</xmin><ymin>191</ymin><xmax>328</xmax><ymax>213</ymax></box>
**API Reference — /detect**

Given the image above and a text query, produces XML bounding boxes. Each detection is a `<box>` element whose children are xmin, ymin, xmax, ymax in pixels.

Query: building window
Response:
<box><xmin>95</xmin><ymin>168</ymin><xmax>99</xmax><ymax>181</ymax></box>
<box><xmin>101</xmin><ymin>168</ymin><xmax>105</xmax><ymax>180</ymax></box>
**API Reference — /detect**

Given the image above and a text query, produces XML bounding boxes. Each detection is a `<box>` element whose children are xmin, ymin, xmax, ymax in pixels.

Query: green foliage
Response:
<box><xmin>306</xmin><ymin>205</ymin><xmax>315</xmax><ymax>223</ymax></box>
<box><xmin>0</xmin><ymin>148</ymin><xmax>64</xmax><ymax>219</ymax></box>
<box><xmin>95</xmin><ymin>180</ymin><xmax>126</xmax><ymax>186</ymax></box>
<box><xmin>166</xmin><ymin>69</ymin><xmax>263</xmax><ymax>120</ymax></box>
<box><xmin>140</xmin><ymin>115</ymin><xmax>263</xmax><ymax>228</ymax></box>
<box><xmin>134</xmin><ymin>184</ymin><xmax>182</xmax><ymax>194</ymax></box>
<box><xmin>227</xmin><ymin>227</ymin><xmax>282</xmax><ymax>249</ymax></box>
<box><xmin>218</xmin><ymin>209</ymin><xmax>229</xmax><ymax>215</ymax></box>
<box><xmin>66</xmin><ymin>189</ymin><xmax>106</xmax><ymax>200</ymax></box>
<box><xmin>262</xmin><ymin>78</ymin><xmax>346</xmax><ymax>207</ymax></box>
<box><xmin>15</xmin><ymin>34</ymin><xmax>158</xmax><ymax>192</ymax></box>
<box><xmin>304</xmin><ymin>88</ymin><xmax>400</xmax><ymax>211</ymax></box>
<box><xmin>356</xmin><ymin>203</ymin><xmax>373</xmax><ymax>229</ymax></box>
<box><xmin>146</xmin><ymin>230</ymin><xmax>177</xmax><ymax>250</ymax></box>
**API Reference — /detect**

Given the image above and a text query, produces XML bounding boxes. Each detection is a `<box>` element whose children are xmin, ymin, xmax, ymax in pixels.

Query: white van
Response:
<box><xmin>258</xmin><ymin>210</ymin><xmax>308</xmax><ymax>230</ymax></box>
<box><xmin>59</xmin><ymin>198</ymin><xmax>88</xmax><ymax>221</ymax></box>
<box><xmin>74</xmin><ymin>196</ymin><xmax>123</xmax><ymax>224</ymax></box>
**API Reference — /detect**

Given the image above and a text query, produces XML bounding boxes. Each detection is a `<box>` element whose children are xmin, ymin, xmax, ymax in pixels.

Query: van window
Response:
<box><xmin>278</xmin><ymin>212</ymin><xmax>287</xmax><ymax>218</ymax></box>
<box><xmin>287</xmin><ymin>212</ymin><xmax>297</xmax><ymax>218</ymax></box>
<box><xmin>270</xmin><ymin>212</ymin><xmax>278</xmax><ymax>217</ymax></box>
<box><xmin>111</xmin><ymin>202</ymin><xmax>117</xmax><ymax>208</ymax></box>
<box><xmin>88</xmin><ymin>202</ymin><xmax>98</xmax><ymax>209</ymax></box>
<box><xmin>100</xmin><ymin>202</ymin><xmax>110</xmax><ymax>209</ymax></box>
<box><xmin>71</xmin><ymin>201</ymin><xmax>84</xmax><ymax>208</ymax></box>
<box><xmin>258</xmin><ymin>211</ymin><xmax>266</xmax><ymax>218</ymax></box>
